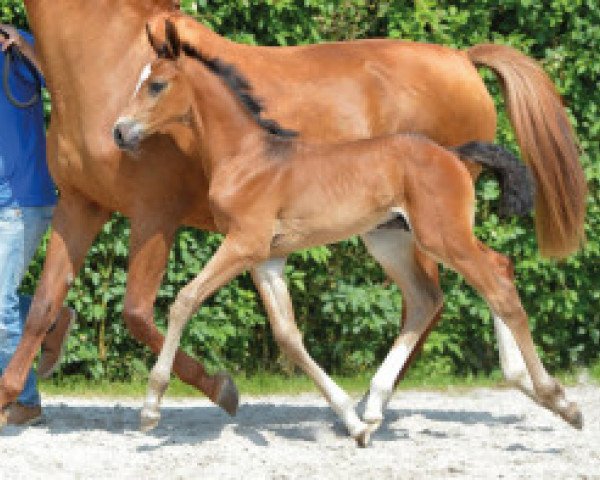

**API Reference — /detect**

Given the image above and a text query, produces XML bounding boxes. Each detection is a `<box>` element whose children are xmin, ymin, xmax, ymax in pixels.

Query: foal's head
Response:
<box><xmin>113</xmin><ymin>21</ymin><xmax>194</xmax><ymax>152</ymax></box>
<box><xmin>114</xmin><ymin>20</ymin><xmax>297</xmax><ymax>153</ymax></box>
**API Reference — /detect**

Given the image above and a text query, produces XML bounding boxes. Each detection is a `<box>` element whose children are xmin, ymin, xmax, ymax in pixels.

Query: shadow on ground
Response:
<box><xmin>1</xmin><ymin>400</ymin><xmax>531</xmax><ymax>449</ymax></box>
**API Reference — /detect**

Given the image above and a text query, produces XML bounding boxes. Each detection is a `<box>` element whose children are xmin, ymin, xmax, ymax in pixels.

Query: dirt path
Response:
<box><xmin>1</xmin><ymin>385</ymin><xmax>598</xmax><ymax>479</ymax></box>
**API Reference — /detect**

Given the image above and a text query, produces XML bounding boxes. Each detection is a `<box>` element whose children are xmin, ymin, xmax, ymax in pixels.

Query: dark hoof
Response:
<box><xmin>354</xmin><ymin>427</ymin><xmax>371</xmax><ymax>448</ymax></box>
<box><xmin>567</xmin><ymin>408</ymin><xmax>584</xmax><ymax>430</ymax></box>
<box><xmin>214</xmin><ymin>372</ymin><xmax>239</xmax><ymax>416</ymax></box>
<box><xmin>0</xmin><ymin>408</ymin><xmax>7</xmax><ymax>431</ymax></box>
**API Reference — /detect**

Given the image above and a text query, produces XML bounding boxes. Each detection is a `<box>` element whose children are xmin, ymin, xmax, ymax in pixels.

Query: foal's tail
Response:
<box><xmin>467</xmin><ymin>44</ymin><xmax>587</xmax><ymax>258</ymax></box>
<box><xmin>453</xmin><ymin>142</ymin><xmax>535</xmax><ymax>217</ymax></box>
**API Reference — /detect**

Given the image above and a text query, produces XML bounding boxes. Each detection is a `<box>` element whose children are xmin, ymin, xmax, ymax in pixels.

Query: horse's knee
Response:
<box><xmin>272</xmin><ymin>324</ymin><xmax>303</xmax><ymax>357</ymax></box>
<box><xmin>487</xmin><ymin>284</ymin><xmax>525</xmax><ymax>324</ymax></box>
<box><xmin>482</xmin><ymin>245</ymin><xmax>515</xmax><ymax>280</ymax></box>
<box><xmin>170</xmin><ymin>288</ymin><xmax>197</xmax><ymax>324</ymax></box>
<box><xmin>422</xmin><ymin>282</ymin><xmax>443</xmax><ymax>312</ymax></box>
<box><xmin>484</xmin><ymin>258</ymin><xmax>526</xmax><ymax>322</ymax></box>
<box><xmin>23</xmin><ymin>298</ymin><xmax>53</xmax><ymax>338</ymax></box>
<box><xmin>123</xmin><ymin>304</ymin><xmax>153</xmax><ymax>341</ymax></box>
<box><xmin>229</xmin><ymin>239</ymin><xmax>270</xmax><ymax>265</ymax></box>
<box><xmin>0</xmin><ymin>375</ymin><xmax>22</xmax><ymax>402</ymax></box>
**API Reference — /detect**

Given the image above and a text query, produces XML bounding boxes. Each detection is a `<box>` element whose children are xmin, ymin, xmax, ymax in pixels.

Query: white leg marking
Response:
<box><xmin>361</xmin><ymin>228</ymin><xmax>442</xmax><ymax>425</ymax></box>
<box><xmin>493</xmin><ymin>314</ymin><xmax>535</xmax><ymax>396</ymax></box>
<box><xmin>316</xmin><ymin>371</ymin><xmax>366</xmax><ymax>438</ymax></box>
<box><xmin>364</xmin><ymin>345</ymin><xmax>409</xmax><ymax>422</ymax></box>
<box><xmin>254</xmin><ymin>260</ymin><xmax>366</xmax><ymax>439</ymax></box>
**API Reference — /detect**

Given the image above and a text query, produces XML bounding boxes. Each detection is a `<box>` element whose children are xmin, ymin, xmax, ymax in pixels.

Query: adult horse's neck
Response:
<box><xmin>25</xmin><ymin>0</ymin><xmax>178</xmax><ymax>152</ymax></box>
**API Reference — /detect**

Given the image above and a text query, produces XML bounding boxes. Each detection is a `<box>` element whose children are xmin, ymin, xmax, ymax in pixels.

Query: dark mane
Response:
<box><xmin>181</xmin><ymin>43</ymin><xmax>298</xmax><ymax>139</ymax></box>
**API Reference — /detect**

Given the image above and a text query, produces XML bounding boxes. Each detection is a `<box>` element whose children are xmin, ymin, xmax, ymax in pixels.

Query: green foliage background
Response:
<box><xmin>2</xmin><ymin>0</ymin><xmax>598</xmax><ymax>381</ymax></box>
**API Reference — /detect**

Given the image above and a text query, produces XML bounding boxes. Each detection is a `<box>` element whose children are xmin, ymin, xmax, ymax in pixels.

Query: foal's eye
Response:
<box><xmin>148</xmin><ymin>81</ymin><xmax>167</xmax><ymax>96</ymax></box>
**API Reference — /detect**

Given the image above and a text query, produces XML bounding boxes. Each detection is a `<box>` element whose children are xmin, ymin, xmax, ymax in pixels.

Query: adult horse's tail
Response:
<box><xmin>467</xmin><ymin>44</ymin><xmax>587</xmax><ymax>259</ymax></box>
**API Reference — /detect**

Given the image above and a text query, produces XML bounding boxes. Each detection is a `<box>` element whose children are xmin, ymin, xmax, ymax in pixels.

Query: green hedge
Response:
<box><xmin>3</xmin><ymin>0</ymin><xmax>599</xmax><ymax>381</ymax></box>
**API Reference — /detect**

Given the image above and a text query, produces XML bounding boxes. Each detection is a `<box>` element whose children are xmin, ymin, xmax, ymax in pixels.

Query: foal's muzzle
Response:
<box><xmin>113</xmin><ymin>118</ymin><xmax>144</xmax><ymax>151</ymax></box>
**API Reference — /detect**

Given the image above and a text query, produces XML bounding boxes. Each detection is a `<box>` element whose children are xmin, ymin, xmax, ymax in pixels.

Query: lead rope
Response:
<box><xmin>1</xmin><ymin>27</ymin><xmax>41</xmax><ymax>109</ymax></box>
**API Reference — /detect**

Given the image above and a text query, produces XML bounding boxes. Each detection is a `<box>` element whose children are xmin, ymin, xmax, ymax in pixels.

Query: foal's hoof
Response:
<box><xmin>214</xmin><ymin>372</ymin><xmax>239</xmax><ymax>417</ymax></box>
<box><xmin>140</xmin><ymin>407</ymin><xmax>161</xmax><ymax>433</ymax></box>
<box><xmin>353</xmin><ymin>425</ymin><xmax>372</xmax><ymax>448</ymax></box>
<box><xmin>563</xmin><ymin>403</ymin><xmax>583</xmax><ymax>430</ymax></box>
<box><xmin>364</xmin><ymin>418</ymin><xmax>382</xmax><ymax>436</ymax></box>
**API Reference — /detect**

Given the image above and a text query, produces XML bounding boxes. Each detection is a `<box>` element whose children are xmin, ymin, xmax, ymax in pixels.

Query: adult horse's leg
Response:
<box><xmin>0</xmin><ymin>196</ymin><xmax>109</xmax><ymax>426</ymax></box>
<box><xmin>252</xmin><ymin>259</ymin><xmax>369</xmax><ymax>445</ymax></box>
<box><xmin>141</xmin><ymin>234</ymin><xmax>258</xmax><ymax>432</ymax></box>
<box><xmin>124</xmin><ymin>219</ymin><xmax>238</xmax><ymax>415</ymax></box>
<box><xmin>361</xmin><ymin>228</ymin><xmax>443</xmax><ymax>432</ymax></box>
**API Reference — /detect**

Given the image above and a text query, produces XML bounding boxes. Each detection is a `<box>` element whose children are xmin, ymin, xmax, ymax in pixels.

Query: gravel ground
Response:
<box><xmin>0</xmin><ymin>385</ymin><xmax>598</xmax><ymax>479</ymax></box>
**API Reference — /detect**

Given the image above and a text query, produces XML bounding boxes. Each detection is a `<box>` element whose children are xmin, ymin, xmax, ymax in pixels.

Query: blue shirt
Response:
<box><xmin>0</xmin><ymin>30</ymin><xmax>56</xmax><ymax>207</ymax></box>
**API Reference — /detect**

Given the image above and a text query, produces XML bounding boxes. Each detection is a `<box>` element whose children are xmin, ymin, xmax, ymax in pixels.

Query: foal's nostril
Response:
<box><xmin>113</xmin><ymin>125</ymin><xmax>126</xmax><ymax>148</ymax></box>
<box><xmin>113</xmin><ymin>120</ymin><xmax>143</xmax><ymax>151</ymax></box>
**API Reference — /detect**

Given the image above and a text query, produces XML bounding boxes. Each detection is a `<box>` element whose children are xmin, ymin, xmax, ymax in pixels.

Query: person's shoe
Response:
<box><xmin>38</xmin><ymin>307</ymin><xmax>76</xmax><ymax>379</ymax></box>
<box><xmin>6</xmin><ymin>403</ymin><xmax>44</xmax><ymax>426</ymax></box>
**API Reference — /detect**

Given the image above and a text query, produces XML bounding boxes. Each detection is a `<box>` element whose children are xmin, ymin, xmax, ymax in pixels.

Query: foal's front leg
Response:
<box><xmin>126</xmin><ymin>218</ymin><xmax>238</xmax><ymax>415</ymax></box>
<box><xmin>252</xmin><ymin>259</ymin><xmax>370</xmax><ymax>446</ymax></box>
<box><xmin>141</xmin><ymin>234</ymin><xmax>258</xmax><ymax>432</ymax></box>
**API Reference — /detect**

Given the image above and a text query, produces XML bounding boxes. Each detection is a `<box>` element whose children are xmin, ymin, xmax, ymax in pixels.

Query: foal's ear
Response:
<box><xmin>165</xmin><ymin>19</ymin><xmax>181</xmax><ymax>59</ymax></box>
<box><xmin>146</xmin><ymin>22</ymin><xmax>170</xmax><ymax>59</ymax></box>
<box><xmin>146</xmin><ymin>23</ymin><xmax>161</xmax><ymax>55</ymax></box>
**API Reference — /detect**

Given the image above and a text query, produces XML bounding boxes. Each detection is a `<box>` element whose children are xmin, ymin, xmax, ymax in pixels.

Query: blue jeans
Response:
<box><xmin>0</xmin><ymin>206</ymin><xmax>53</xmax><ymax>406</ymax></box>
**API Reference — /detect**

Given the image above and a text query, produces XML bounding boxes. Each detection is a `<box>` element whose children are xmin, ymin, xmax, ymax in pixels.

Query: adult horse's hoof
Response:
<box><xmin>140</xmin><ymin>406</ymin><xmax>161</xmax><ymax>433</ymax></box>
<box><xmin>0</xmin><ymin>407</ymin><xmax>7</xmax><ymax>431</ymax></box>
<box><xmin>214</xmin><ymin>372</ymin><xmax>239</xmax><ymax>417</ymax></box>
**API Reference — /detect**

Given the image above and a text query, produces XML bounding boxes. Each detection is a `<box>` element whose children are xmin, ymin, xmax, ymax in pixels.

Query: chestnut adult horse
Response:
<box><xmin>113</xmin><ymin>24</ymin><xmax>579</xmax><ymax>446</ymax></box>
<box><xmin>0</xmin><ymin>0</ymin><xmax>586</xmax><ymax>428</ymax></box>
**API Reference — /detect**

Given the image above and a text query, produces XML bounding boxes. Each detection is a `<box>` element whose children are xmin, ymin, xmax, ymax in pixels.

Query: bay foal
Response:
<box><xmin>3</xmin><ymin>1</ymin><xmax>586</xmax><ymax>426</ymax></box>
<box><xmin>113</xmin><ymin>23</ymin><xmax>582</xmax><ymax>445</ymax></box>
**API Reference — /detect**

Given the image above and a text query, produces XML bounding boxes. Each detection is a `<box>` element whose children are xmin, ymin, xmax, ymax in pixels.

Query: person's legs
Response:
<box><xmin>0</xmin><ymin>206</ymin><xmax>53</xmax><ymax>409</ymax></box>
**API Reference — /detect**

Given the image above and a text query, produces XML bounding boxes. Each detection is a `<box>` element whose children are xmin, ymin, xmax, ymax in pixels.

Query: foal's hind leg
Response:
<box><xmin>361</xmin><ymin>229</ymin><xmax>443</xmax><ymax>431</ymax></box>
<box><xmin>252</xmin><ymin>259</ymin><xmax>370</xmax><ymax>446</ymax></box>
<box><xmin>410</xmin><ymin>207</ymin><xmax>582</xmax><ymax>429</ymax></box>
<box><xmin>482</xmin><ymin>245</ymin><xmax>535</xmax><ymax>400</ymax></box>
